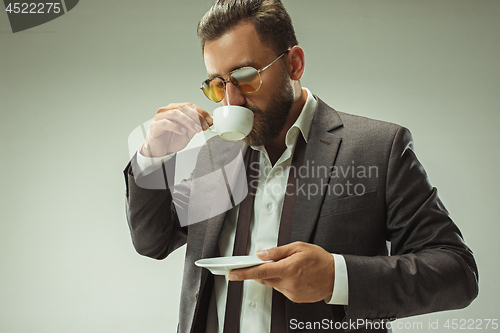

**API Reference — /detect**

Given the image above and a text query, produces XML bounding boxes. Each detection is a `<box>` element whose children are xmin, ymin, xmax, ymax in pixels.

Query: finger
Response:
<box><xmin>180</xmin><ymin>104</ymin><xmax>213</xmax><ymax>130</ymax></box>
<box><xmin>159</xmin><ymin>103</ymin><xmax>212</xmax><ymax>130</ymax></box>
<box><xmin>255</xmin><ymin>277</ymin><xmax>281</xmax><ymax>288</ymax></box>
<box><xmin>256</xmin><ymin>241</ymin><xmax>305</xmax><ymax>261</ymax></box>
<box><xmin>150</xmin><ymin>118</ymin><xmax>187</xmax><ymax>136</ymax></box>
<box><xmin>156</xmin><ymin>103</ymin><xmax>194</xmax><ymax>115</ymax></box>
<box><xmin>189</xmin><ymin>103</ymin><xmax>214</xmax><ymax>128</ymax></box>
<box><xmin>228</xmin><ymin>262</ymin><xmax>285</xmax><ymax>281</ymax></box>
<box><xmin>174</xmin><ymin>105</ymin><xmax>207</xmax><ymax>130</ymax></box>
<box><xmin>154</xmin><ymin>109</ymin><xmax>202</xmax><ymax>134</ymax></box>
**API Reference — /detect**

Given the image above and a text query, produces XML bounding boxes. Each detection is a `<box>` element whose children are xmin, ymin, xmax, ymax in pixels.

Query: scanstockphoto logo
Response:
<box><xmin>3</xmin><ymin>0</ymin><xmax>79</xmax><ymax>33</ymax></box>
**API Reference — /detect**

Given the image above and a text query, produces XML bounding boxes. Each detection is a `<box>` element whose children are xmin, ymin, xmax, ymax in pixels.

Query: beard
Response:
<box><xmin>243</xmin><ymin>72</ymin><xmax>295</xmax><ymax>147</ymax></box>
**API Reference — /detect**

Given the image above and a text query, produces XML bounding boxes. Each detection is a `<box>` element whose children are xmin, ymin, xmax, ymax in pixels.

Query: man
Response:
<box><xmin>124</xmin><ymin>0</ymin><xmax>478</xmax><ymax>332</ymax></box>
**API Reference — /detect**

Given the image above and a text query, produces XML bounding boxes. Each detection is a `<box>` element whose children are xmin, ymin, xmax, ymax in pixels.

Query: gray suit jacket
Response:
<box><xmin>124</xmin><ymin>97</ymin><xmax>478</xmax><ymax>332</ymax></box>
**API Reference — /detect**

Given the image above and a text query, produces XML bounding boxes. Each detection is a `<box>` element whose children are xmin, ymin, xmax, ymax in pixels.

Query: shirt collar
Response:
<box><xmin>287</xmin><ymin>87</ymin><xmax>316</xmax><ymax>145</ymax></box>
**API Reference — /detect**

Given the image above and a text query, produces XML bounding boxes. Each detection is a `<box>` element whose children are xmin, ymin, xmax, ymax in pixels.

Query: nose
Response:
<box><xmin>222</xmin><ymin>81</ymin><xmax>246</xmax><ymax>106</ymax></box>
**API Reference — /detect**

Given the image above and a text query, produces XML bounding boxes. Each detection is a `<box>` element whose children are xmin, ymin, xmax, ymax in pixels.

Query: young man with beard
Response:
<box><xmin>124</xmin><ymin>0</ymin><xmax>478</xmax><ymax>332</ymax></box>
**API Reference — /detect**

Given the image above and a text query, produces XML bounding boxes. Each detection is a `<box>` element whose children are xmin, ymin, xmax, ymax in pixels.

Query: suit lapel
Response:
<box><xmin>291</xmin><ymin>97</ymin><xmax>343</xmax><ymax>243</ymax></box>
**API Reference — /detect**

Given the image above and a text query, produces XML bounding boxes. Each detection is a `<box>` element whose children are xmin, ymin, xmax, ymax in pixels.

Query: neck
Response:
<box><xmin>265</xmin><ymin>87</ymin><xmax>308</xmax><ymax>165</ymax></box>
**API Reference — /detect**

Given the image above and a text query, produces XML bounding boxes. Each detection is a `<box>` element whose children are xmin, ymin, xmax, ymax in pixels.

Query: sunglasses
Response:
<box><xmin>201</xmin><ymin>51</ymin><xmax>288</xmax><ymax>103</ymax></box>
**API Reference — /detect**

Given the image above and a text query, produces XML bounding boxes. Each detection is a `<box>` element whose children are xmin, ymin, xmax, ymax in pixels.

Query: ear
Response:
<box><xmin>286</xmin><ymin>45</ymin><xmax>305</xmax><ymax>81</ymax></box>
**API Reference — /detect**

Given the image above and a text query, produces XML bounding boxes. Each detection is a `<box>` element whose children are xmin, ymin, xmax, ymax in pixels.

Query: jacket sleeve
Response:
<box><xmin>343</xmin><ymin>127</ymin><xmax>478</xmax><ymax>321</ymax></box>
<box><xmin>124</xmin><ymin>153</ymin><xmax>188</xmax><ymax>260</ymax></box>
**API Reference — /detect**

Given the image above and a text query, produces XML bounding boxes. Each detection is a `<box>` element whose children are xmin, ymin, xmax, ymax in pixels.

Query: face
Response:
<box><xmin>203</xmin><ymin>21</ymin><xmax>294</xmax><ymax>146</ymax></box>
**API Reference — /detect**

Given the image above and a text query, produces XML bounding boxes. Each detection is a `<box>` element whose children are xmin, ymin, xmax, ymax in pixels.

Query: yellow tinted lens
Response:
<box><xmin>230</xmin><ymin>67</ymin><xmax>260</xmax><ymax>92</ymax></box>
<box><xmin>203</xmin><ymin>78</ymin><xmax>225</xmax><ymax>102</ymax></box>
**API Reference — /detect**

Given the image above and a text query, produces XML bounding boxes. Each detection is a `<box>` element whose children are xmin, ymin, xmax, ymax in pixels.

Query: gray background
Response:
<box><xmin>1</xmin><ymin>0</ymin><xmax>499</xmax><ymax>332</ymax></box>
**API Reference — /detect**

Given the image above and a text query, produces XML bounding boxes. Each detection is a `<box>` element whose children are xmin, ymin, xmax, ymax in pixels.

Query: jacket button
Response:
<box><xmin>195</xmin><ymin>291</ymin><xmax>199</xmax><ymax>299</ymax></box>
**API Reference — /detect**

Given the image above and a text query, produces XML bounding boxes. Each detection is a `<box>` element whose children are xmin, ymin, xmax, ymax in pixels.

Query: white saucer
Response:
<box><xmin>195</xmin><ymin>256</ymin><xmax>271</xmax><ymax>275</ymax></box>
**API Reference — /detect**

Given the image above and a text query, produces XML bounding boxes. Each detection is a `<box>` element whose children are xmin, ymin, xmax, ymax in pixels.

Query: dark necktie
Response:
<box><xmin>223</xmin><ymin>136</ymin><xmax>306</xmax><ymax>333</ymax></box>
<box><xmin>223</xmin><ymin>147</ymin><xmax>259</xmax><ymax>333</ymax></box>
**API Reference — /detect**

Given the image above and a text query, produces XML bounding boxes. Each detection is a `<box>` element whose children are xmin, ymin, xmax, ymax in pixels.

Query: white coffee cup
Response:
<box><xmin>212</xmin><ymin>105</ymin><xmax>254</xmax><ymax>141</ymax></box>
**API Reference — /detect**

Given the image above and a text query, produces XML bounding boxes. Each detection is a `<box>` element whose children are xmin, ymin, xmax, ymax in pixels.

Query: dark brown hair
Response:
<box><xmin>197</xmin><ymin>0</ymin><xmax>298</xmax><ymax>55</ymax></box>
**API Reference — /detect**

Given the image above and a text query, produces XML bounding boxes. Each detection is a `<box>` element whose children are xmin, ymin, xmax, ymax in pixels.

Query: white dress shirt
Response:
<box><xmin>135</xmin><ymin>88</ymin><xmax>348</xmax><ymax>333</ymax></box>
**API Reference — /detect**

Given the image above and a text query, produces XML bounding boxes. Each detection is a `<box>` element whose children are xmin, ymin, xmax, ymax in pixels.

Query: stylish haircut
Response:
<box><xmin>197</xmin><ymin>0</ymin><xmax>298</xmax><ymax>55</ymax></box>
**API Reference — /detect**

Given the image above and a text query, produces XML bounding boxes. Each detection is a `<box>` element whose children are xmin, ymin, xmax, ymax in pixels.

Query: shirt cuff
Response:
<box><xmin>325</xmin><ymin>254</ymin><xmax>348</xmax><ymax>305</ymax></box>
<box><xmin>135</xmin><ymin>142</ymin><xmax>175</xmax><ymax>176</ymax></box>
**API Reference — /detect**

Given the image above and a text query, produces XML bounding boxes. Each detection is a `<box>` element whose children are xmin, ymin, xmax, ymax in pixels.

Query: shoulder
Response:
<box><xmin>336</xmin><ymin>110</ymin><xmax>402</xmax><ymax>133</ymax></box>
<box><xmin>337</xmin><ymin>111</ymin><xmax>411</xmax><ymax>145</ymax></box>
<box><xmin>312</xmin><ymin>97</ymin><xmax>414</xmax><ymax>158</ymax></box>
<box><xmin>314</xmin><ymin>96</ymin><xmax>404</xmax><ymax>135</ymax></box>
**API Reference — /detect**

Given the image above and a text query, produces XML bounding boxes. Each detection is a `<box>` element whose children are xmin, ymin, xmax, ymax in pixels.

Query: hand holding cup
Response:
<box><xmin>141</xmin><ymin>103</ymin><xmax>213</xmax><ymax>157</ymax></box>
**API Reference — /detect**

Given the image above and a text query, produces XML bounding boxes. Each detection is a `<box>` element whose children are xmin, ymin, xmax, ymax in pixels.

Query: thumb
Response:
<box><xmin>257</xmin><ymin>243</ymin><xmax>298</xmax><ymax>261</ymax></box>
